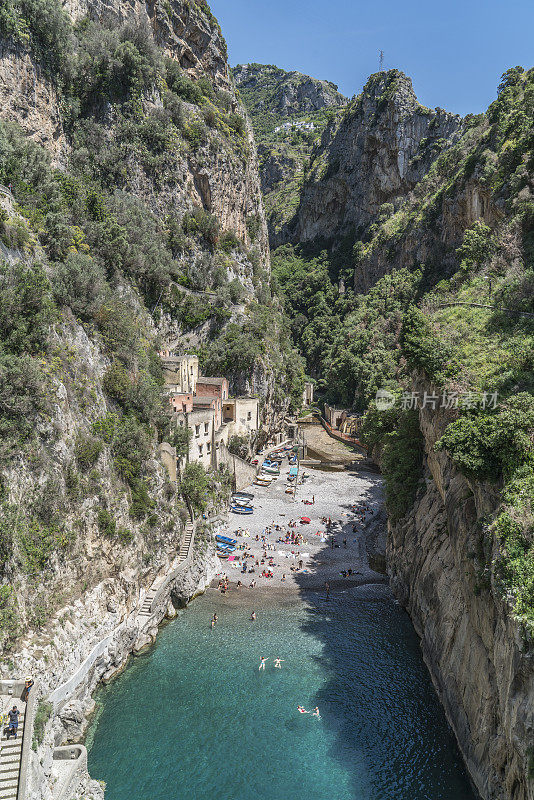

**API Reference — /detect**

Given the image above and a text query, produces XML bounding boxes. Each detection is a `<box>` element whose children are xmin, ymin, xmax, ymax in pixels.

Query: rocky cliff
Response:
<box><xmin>267</xmin><ymin>60</ymin><xmax>533</xmax><ymax>800</ymax></box>
<box><xmin>233</xmin><ymin>62</ymin><xmax>348</xmax><ymax>246</ymax></box>
<box><xmin>387</xmin><ymin>391</ymin><xmax>533</xmax><ymax>800</ymax></box>
<box><xmin>293</xmin><ymin>71</ymin><xmax>462</xmax><ymax>254</ymax></box>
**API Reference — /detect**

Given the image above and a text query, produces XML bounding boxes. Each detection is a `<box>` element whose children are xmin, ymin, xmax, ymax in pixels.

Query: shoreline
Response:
<box><xmin>22</xmin><ymin>434</ymin><xmax>387</xmax><ymax>798</ymax></box>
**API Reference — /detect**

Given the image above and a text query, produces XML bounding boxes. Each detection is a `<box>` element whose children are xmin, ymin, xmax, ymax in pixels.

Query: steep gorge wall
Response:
<box><xmin>1</xmin><ymin>0</ymin><xmax>269</xmax><ymax>256</ymax></box>
<box><xmin>293</xmin><ymin>71</ymin><xmax>462</xmax><ymax>255</ymax></box>
<box><xmin>387</xmin><ymin>394</ymin><xmax>534</xmax><ymax>800</ymax></box>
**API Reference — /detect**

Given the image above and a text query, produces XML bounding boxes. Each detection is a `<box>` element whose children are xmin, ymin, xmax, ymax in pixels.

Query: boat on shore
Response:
<box><xmin>216</xmin><ymin>535</ymin><xmax>237</xmax><ymax>546</ymax></box>
<box><xmin>232</xmin><ymin>492</ymin><xmax>254</xmax><ymax>501</ymax></box>
<box><xmin>230</xmin><ymin>505</ymin><xmax>254</xmax><ymax>515</ymax></box>
<box><xmin>262</xmin><ymin>465</ymin><xmax>280</xmax><ymax>475</ymax></box>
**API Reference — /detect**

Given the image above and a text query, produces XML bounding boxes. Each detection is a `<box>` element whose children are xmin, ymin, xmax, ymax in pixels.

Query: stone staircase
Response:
<box><xmin>0</xmin><ymin>710</ymin><xmax>25</xmax><ymax>800</ymax></box>
<box><xmin>138</xmin><ymin>522</ymin><xmax>194</xmax><ymax>618</ymax></box>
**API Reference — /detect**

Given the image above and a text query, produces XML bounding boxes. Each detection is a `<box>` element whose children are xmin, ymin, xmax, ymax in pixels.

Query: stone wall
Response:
<box><xmin>218</xmin><ymin>445</ymin><xmax>257</xmax><ymax>491</ymax></box>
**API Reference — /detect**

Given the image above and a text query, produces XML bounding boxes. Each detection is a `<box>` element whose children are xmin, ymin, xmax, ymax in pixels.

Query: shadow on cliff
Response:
<box><xmin>293</xmin><ymin>489</ymin><xmax>478</xmax><ymax>800</ymax></box>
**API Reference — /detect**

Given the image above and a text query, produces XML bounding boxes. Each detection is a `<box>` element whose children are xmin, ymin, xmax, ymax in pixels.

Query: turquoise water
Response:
<box><xmin>88</xmin><ymin>585</ymin><xmax>477</xmax><ymax>800</ymax></box>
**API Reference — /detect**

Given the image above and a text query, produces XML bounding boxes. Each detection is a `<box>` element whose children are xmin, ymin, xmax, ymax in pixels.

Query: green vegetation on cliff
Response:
<box><xmin>271</xmin><ymin>66</ymin><xmax>533</xmax><ymax>620</ymax></box>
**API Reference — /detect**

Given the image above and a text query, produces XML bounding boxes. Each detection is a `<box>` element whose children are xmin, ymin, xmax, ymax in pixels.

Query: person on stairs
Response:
<box><xmin>6</xmin><ymin>706</ymin><xmax>19</xmax><ymax>739</ymax></box>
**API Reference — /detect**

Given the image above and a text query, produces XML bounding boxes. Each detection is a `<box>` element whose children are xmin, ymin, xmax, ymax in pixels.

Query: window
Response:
<box><xmin>195</xmin><ymin>425</ymin><xmax>200</xmax><ymax>436</ymax></box>
<box><xmin>204</xmin><ymin>423</ymin><xmax>209</xmax><ymax>434</ymax></box>
<box><xmin>198</xmin><ymin>444</ymin><xmax>203</xmax><ymax>455</ymax></box>
<box><xmin>207</xmin><ymin>442</ymin><xmax>211</xmax><ymax>453</ymax></box>
<box><xmin>247</xmin><ymin>411</ymin><xmax>252</xmax><ymax>421</ymax></box>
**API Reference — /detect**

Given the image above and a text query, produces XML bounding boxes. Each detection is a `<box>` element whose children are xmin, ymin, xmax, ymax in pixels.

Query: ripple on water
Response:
<box><xmin>88</xmin><ymin>586</ymin><xmax>476</xmax><ymax>800</ymax></box>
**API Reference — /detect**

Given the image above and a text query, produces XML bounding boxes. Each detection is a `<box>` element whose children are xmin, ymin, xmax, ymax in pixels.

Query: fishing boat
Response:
<box><xmin>262</xmin><ymin>465</ymin><xmax>280</xmax><ymax>475</ymax></box>
<box><xmin>232</xmin><ymin>498</ymin><xmax>253</xmax><ymax>508</ymax></box>
<box><xmin>230</xmin><ymin>505</ymin><xmax>254</xmax><ymax>515</ymax></box>
<box><xmin>232</xmin><ymin>492</ymin><xmax>254</xmax><ymax>501</ymax></box>
<box><xmin>217</xmin><ymin>546</ymin><xmax>235</xmax><ymax>557</ymax></box>
<box><xmin>216</xmin><ymin>535</ymin><xmax>237</xmax><ymax>546</ymax></box>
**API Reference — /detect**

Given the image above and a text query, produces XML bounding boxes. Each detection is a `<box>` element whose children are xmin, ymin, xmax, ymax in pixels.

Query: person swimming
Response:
<box><xmin>259</xmin><ymin>657</ymin><xmax>268</xmax><ymax>671</ymax></box>
<box><xmin>211</xmin><ymin>613</ymin><xmax>218</xmax><ymax>628</ymax></box>
<box><xmin>312</xmin><ymin>707</ymin><xmax>320</xmax><ymax>717</ymax></box>
<box><xmin>274</xmin><ymin>658</ymin><xmax>284</xmax><ymax>669</ymax></box>
<box><xmin>297</xmin><ymin>706</ymin><xmax>308</xmax><ymax>714</ymax></box>
<box><xmin>250</xmin><ymin>611</ymin><xmax>256</xmax><ymax>621</ymax></box>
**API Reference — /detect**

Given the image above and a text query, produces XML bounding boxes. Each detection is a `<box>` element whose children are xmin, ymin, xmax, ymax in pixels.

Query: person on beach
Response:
<box><xmin>274</xmin><ymin>659</ymin><xmax>284</xmax><ymax>669</ymax></box>
<box><xmin>259</xmin><ymin>657</ymin><xmax>268</xmax><ymax>671</ymax></box>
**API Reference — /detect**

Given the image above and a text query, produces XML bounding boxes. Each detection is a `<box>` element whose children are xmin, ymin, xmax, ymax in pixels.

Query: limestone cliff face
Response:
<box><xmin>0</xmin><ymin>0</ymin><xmax>269</xmax><ymax>258</ymax></box>
<box><xmin>386</xmin><ymin>390</ymin><xmax>534</xmax><ymax>800</ymax></box>
<box><xmin>294</xmin><ymin>71</ymin><xmax>462</xmax><ymax>248</ymax></box>
<box><xmin>233</xmin><ymin>63</ymin><xmax>348</xmax><ymax>247</ymax></box>
<box><xmin>64</xmin><ymin>0</ymin><xmax>230</xmax><ymax>90</ymax></box>
<box><xmin>0</xmin><ymin>39</ymin><xmax>65</xmax><ymax>161</ymax></box>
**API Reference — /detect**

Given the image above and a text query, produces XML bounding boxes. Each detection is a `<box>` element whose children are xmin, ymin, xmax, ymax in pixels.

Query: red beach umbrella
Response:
<box><xmin>300</xmin><ymin>517</ymin><xmax>311</xmax><ymax>524</ymax></box>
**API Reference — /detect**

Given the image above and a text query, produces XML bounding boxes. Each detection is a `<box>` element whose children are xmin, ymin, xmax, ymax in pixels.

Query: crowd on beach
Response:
<box><xmin>214</xmin><ymin>500</ymin><xmax>377</xmax><ymax>594</ymax></box>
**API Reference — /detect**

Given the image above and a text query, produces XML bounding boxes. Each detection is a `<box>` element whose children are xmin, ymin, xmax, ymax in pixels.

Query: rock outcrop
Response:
<box><xmin>233</xmin><ymin>63</ymin><xmax>347</xmax><ymax>122</ymax></box>
<box><xmin>233</xmin><ymin>62</ymin><xmax>348</xmax><ymax>246</ymax></box>
<box><xmin>294</xmin><ymin>70</ymin><xmax>462</xmax><ymax>248</ymax></box>
<box><xmin>0</xmin><ymin>40</ymin><xmax>65</xmax><ymax>161</ymax></box>
<box><xmin>386</xmin><ymin>390</ymin><xmax>534</xmax><ymax>800</ymax></box>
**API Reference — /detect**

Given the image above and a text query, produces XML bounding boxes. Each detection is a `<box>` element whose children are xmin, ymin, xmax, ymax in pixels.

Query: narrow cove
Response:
<box><xmin>87</xmin><ymin>584</ymin><xmax>477</xmax><ymax>800</ymax></box>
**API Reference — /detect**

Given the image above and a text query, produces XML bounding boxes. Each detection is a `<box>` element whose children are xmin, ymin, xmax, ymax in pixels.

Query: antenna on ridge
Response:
<box><xmin>379</xmin><ymin>50</ymin><xmax>384</xmax><ymax>72</ymax></box>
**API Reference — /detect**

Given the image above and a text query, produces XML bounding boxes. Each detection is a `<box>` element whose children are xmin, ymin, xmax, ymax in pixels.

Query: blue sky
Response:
<box><xmin>210</xmin><ymin>0</ymin><xmax>533</xmax><ymax>115</ymax></box>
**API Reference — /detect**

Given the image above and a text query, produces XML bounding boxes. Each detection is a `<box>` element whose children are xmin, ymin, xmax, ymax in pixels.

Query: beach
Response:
<box><xmin>211</xmin><ymin>449</ymin><xmax>387</xmax><ymax>594</ymax></box>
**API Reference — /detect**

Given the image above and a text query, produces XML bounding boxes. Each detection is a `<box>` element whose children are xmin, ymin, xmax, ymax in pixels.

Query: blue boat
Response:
<box><xmin>217</xmin><ymin>544</ymin><xmax>236</xmax><ymax>553</ymax></box>
<box><xmin>216</xmin><ymin>535</ymin><xmax>237</xmax><ymax>546</ymax></box>
<box><xmin>230</xmin><ymin>505</ymin><xmax>254</xmax><ymax>515</ymax></box>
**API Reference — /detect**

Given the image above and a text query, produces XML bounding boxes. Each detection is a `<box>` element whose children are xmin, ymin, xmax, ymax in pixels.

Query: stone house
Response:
<box><xmin>195</xmin><ymin>377</ymin><xmax>229</xmax><ymax>401</ymax></box>
<box><xmin>223</xmin><ymin>397</ymin><xmax>260</xmax><ymax>437</ymax></box>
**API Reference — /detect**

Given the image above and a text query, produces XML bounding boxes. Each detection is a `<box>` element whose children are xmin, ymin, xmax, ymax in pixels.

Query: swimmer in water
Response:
<box><xmin>211</xmin><ymin>613</ymin><xmax>218</xmax><ymax>628</ymax></box>
<box><xmin>250</xmin><ymin>611</ymin><xmax>256</xmax><ymax>621</ymax></box>
<box><xmin>297</xmin><ymin>706</ymin><xmax>308</xmax><ymax>714</ymax></box>
<box><xmin>259</xmin><ymin>657</ymin><xmax>268</xmax><ymax>671</ymax></box>
<box><xmin>312</xmin><ymin>707</ymin><xmax>320</xmax><ymax>717</ymax></box>
<box><xmin>273</xmin><ymin>658</ymin><xmax>284</xmax><ymax>669</ymax></box>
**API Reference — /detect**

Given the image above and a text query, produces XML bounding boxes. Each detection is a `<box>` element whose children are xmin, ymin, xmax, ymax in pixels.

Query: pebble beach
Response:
<box><xmin>211</xmin><ymin>448</ymin><xmax>388</xmax><ymax>595</ymax></box>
